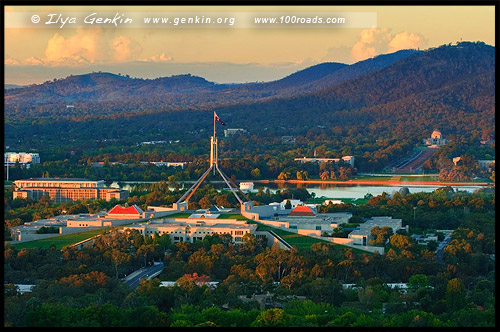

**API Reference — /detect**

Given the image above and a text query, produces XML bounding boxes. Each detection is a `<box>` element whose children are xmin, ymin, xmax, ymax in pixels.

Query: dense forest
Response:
<box><xmin>4</xmin><ymin>42</ymin><xmax>494</xmax><ymax>176</ymax></box>
<box><xmin>3</xmin><ymin>187</ymin><xmax>495</xmax><ymax>327</ymax></box>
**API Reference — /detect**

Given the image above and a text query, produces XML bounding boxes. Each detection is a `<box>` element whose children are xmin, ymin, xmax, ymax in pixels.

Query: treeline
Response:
<box><xmin>5</xmin><ymin>148</ymin><xmax>359</xmax><ymax>183</ymax></box>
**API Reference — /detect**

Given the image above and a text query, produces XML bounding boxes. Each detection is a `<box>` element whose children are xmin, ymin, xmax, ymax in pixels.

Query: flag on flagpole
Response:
<box><xmin>214</xmin><ymin>112</ymin><xmax>226</xmax><ymax>126</ymax></box>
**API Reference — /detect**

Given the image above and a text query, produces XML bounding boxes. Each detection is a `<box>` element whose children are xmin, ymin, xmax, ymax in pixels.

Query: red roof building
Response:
<box><xmin>107</xmin><ymin>205</ymin><xmax>144</xmax><ymax>218</ymax></box>
<box><xmin>288</xmin><ymin>205</ymin><xmax>316</xmax><ymax>217</ymax></box>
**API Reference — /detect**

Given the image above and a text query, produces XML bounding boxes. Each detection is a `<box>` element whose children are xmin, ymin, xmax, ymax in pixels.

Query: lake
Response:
<box><xmin>110</xmin><ymin>181</ymin><xmax>486</xmax><ymax>199</ymax></box>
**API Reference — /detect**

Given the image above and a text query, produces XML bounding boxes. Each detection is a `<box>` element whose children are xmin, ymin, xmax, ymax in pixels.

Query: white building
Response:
<box><xmin>4</xmin><ymin>152</ymin><xmax>40</xmax><ymax>168</ymax></box>
<box><xmin>477</xmin><ymin>159</ymin><xmax>495</xmax><ymax>170</ymax></box>
<box><xmin>294</xmin><ymin>156</ymin><xmax>355</xmax><ymax>167</ymax></box>
<box><xmin>9</xmin><ymin>205</ymin><xmax>179</xmax><ymax>242</ymax></box>
<box><xmin>125</xmin><ymin>217</ymin><xmax>257</xmax><ymax>244</ymax></box>
<box><xmin>224</xmin><ymin>128</ymin><xmax>248</xmax><ymax>137</ymax></box>
<box><xmin>239</xmin><ymin>182</ymin><xmax>254</xmax><ymax>192</ymax></box>
<box><xmin>323</xmin><ymin>199</ymin><xmax>344</xmax><ymax>205</ymax></box>
<box><xmin>279</xmin><ymin>199</ymin><xmax>303</xmax><ymax>210</ymax></box>
<box><xmin>140</xmin><ymin>161</ymin><xmax>188</xmax><ymax>168</ymax></box>
<box><xmin>423</xmin><ymin>129</ymin><xmax>449</xmax><ymax>147</ymax></box>
<box><xmin>348</xmin><ymin>216</ymin><xmax>407</xmax><ymax>246</ymax></box>
<box><xmin>275</xmin><ymin>206</ymin><xmax>351</xmax><ymax>233</ymax></box>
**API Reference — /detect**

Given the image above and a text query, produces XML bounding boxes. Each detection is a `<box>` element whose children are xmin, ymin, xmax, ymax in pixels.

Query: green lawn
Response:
<box><xmin>167</xmin><ymin>213</ymin><xmax>193</xmax><ymax>218</ymax></box>
<box><xmin>256</xmin><ymin>223</ymin><xmax>368</xmax><ymax>254</ymax></box>
<box><xmin>10</xmin><ymin>228</ymin><xmax>110</xmax><ymax>250</ymax></box>
<box><xmin>351</xmin><ymin>175</ymin><xmax>394</xmax><ymax>181</ymax></box>
<box><xmin>399</xmin><ymin>176</ymin><xmax>440</xmax><ymax>181</ymax></box>
<box><xmin>218</xmin><ymin>213</ymin><xmax>250</xmax><ymax>220</ymax></box>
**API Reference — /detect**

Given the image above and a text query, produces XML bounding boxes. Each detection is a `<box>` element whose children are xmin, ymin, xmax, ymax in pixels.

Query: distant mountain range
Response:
<box><xmin>4</xmin><ymin>49</ymin><xmax>419</xmax><ymax>117</ymax></box>
<box><xmin>4</xmin><ymin>42</ymin><xmax>495</xmax><ymax>154</ymax></box>
<box><xmin>221</xmin><ymin>41</ymin><xmax>494</xmax><ymax>137</ymax></box>
<box><xmin>4</xmin><ymin>84</ymin><xmax>24</xmax><ymax>90</ymax></box>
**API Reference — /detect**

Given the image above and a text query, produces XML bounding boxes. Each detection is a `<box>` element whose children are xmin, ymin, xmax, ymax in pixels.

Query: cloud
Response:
<box><xmin>7</xmin><ymin>28</ymin><xmax>145</xmax><ymax>67</ymax></box>
<box><xmin>138</xmin><ymin>52</ymin><xmax>172</xmax><ymax>63</ymax></box>
<box><xmin>388</xmin><ymin>31</ymin><xmax>425</xmax><ymax>53</ymax></box>
<box><xmin>351</xmin><ymin>27</ymin><xmax>392</xmax><ymax>62</ymax></box>
<box><xmin>43</xmin><ymin>28</ymin><xmax>105</xmax><ymax>66</ymax></box>
<box><xmin>22</xmin><ymin>57</ymin><xmax>45</xmax><ymax>66</ymax></box>
<box><xmin>5</xmin><ymin>58</ymin><xmax>20</xmax><ymax>65</ymax></box>
<box><xmin>113</xmin><ymin>36</ymin><xmax>142</xmax><ymax>62</ymax></box>
<box><xmin>351</xmin><ymin>28</ymin><xmax>426</xmax><ymax>62</ymax></box>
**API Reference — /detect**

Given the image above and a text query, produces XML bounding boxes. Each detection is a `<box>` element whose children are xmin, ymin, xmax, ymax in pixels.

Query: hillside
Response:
<box><xmin>4</xmin><ymin>49</ymin><xmax>417</xmax><ymax>119</ymax></box>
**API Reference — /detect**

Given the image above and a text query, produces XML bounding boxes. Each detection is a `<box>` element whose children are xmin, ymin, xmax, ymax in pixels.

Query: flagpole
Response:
<box><xmin>213</xmin><ymin>111</ymin><xmax>216</xmax><ymax>139</ymax></box>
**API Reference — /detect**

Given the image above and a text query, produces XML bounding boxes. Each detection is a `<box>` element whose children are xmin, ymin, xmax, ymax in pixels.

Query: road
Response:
<box><xmin>123</xmin><ymin>262</ymin><xmax>164</xmax><ymax>289</ymax></box>
<box><xmin>436</xmin><ymin>234</ymin><xmax>452</xmax><ymax>263</ymax></box>
<box><xmin>394</xmin><ymin>148</ymin><xmax>437</xmax><ymax>173</ymax></box>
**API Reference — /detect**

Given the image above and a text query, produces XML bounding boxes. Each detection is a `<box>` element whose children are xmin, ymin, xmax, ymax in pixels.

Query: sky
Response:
<box><xmin>3</xmin><ymin>5</ymin><xmax>496</xmax><ymax>85</ymax></box>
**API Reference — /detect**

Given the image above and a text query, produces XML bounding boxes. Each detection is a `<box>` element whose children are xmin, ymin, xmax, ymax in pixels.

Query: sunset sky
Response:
<box><xmin>4</xmin><ymin>5</ymin><xmax>495</xmax><ymax>85</ymax></box>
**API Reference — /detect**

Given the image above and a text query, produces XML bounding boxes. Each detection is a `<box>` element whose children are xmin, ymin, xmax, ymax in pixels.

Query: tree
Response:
<box><xmin>109</xmin><ymin>249</ymin><xmax>132</xmax><ymax>279</ymax></box>
<box><xmin>369</xmin><ymin>226</ymin><xmax>393</xmax><ymax>246</ymax></box>
<box><xmin>407</xmin><ymin>274</ymin><xmax>429</xmax><ymax>293</ymax></box>
<box><xmin>277</xmin><ymin>171</ymin><xmax>290</xmax><ymax>180</ymax></box>
<box><xmin>251</xmin><ymin>168</ymin><xmax>261</xmax><ymax>179</ymax></box>
<box><xmin>251</xmin><ymin>308</ymin><xmax>291</xmax><ymax>327</ymax></box>
<box><xmin>198</xmin><ymin>197</ymin><xmax>212</xmax><ymax>209</ymax></box>
<box><xmin>446</xmin><ymin>278</ymin><xmax>466</xmax><ymax>311</ymax></box>
<box><xmin>389</xmin><ymin>233</ymin><xmax>412</xmax><ymax>251</ymax></box>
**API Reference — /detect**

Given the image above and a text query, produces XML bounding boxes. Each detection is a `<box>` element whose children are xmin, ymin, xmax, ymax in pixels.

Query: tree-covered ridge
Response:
<box><xmin>4</xmin><ymin>48</ymin><xmax>420</xmax><ymax>118</ymax></box>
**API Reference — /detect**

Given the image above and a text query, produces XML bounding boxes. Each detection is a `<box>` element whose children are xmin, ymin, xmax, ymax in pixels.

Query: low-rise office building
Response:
<box><xmin>12</xmin><ymin>178</ymin><xmax>128</xmax><ymax>202</ymax></box>
<box><xmin>5</xmin><ymin>152</ymin><xmax>40</xmax><ymax>167</ymax></box>
<box><xmin>294</xmin><ymin>155</ymin><xmax>355</xmax><ymax>167</ymax></box>
<box><xmin>125</xmin><ymin>217</ymin><xmax>257</xmax><ymax>245</ymax></box>
<box><xmin>9</xmin><ymin>204</ymin><xmax>178</xmax><ymax>242</ymax></box>
<box><xmin>277</xmin><ymin>206</ymin><xmax>352</xmax><ymax>234</ymax></box>
<box><xmin>348</xmin><ymin>216</ymin><xmax>407</xmax><ymax>246</ymax></box>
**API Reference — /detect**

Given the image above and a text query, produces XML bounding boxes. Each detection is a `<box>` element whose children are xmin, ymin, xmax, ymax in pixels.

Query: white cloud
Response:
<box><xmin>351</xmin><ymin>28</ymin><xmax>427</xmax><ymax>62</ymax></box>
<box><xmin>22</xmin><ymin>57</ymin><xmax>45</xmax><ymax>66</ymax></box>
<box><xmin>43</xmin><ymin>28</ymin><xmax>105</xmax><ymax>65</ymax></box>
<box><xmin>388</xmin><ymin>31</ymin><xmax>425</xmax><ymax>53</ymax></box>
<box><xmin>113</xmin><ymin>36</ymin><xmax>142</xmax><ymax>62</ymax></box>
<box><xmin>5</xmin><ymin>58</ymin><xmax>20</xmax><ymax>65</ymax></box>
<box><xmin>138</xmin><ymin>52</ymin><xmax>172</xmax><ymax>63</ymax></box>
<box><xmin>6</xmin><ymin>29</ymin><xmax>145</xmax><ymax>67</ymax></box>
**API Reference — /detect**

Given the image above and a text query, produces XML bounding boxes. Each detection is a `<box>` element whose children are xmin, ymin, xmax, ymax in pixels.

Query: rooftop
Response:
<box><xmin>15</xmin><ymin>178</ymin><xmax>101</xmax><ymax>182</ymax></box>
<box><xmin>108</xmin><ymin>205</ymin><xmax>144</xmax><ymax>215</ymax></box>
<box><xmin>288</xmin><ymin>205</ymin><xmax>316</xmax><ymax>217</ymax></box>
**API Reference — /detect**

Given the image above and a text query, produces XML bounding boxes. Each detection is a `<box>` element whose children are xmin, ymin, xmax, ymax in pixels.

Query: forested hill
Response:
<box><xmin>220</xmin><ymin>41</ymin><xmax>494</xmax><ymax>138</ymax></box>
<box><xmin>4</xmin><ymin>49</ymin><xmax>417</xmax><ymax>119</ymax></box>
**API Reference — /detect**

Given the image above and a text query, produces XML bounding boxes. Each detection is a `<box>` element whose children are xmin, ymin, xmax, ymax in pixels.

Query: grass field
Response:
<box><xmin>218</xmin><ymin>213</ymin><xmax>250</xmax><ymax>220</ymax></box>
<box><xmin>352</xmin><ymin>175</ymin><xmax>440</xmax><ymax>181</ymax></box>
<box><xmin>399</xmin><ymin>176</ymin><xmax>440</xmax><ymax>182</ymax></box>
<box><xmin>167</xmin><ymin>213</ymin><xmax>193</xmax><ymax>218</ymax></box>
<box><xmin>10</xmin><ymin>228</ymin><xmax>110</xmax><ymax>250</ymax></box>
<box><xmin>256</xmin><ymin>223</ymin><xmax>368</xmax><ymax>254</ymax></box>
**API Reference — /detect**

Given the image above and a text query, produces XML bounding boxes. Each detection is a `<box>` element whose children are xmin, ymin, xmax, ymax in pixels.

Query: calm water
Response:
<box><xmin>110</xmin><ymin>181</ymin><xmax>486</xmax><ymax>199</ymax></box>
